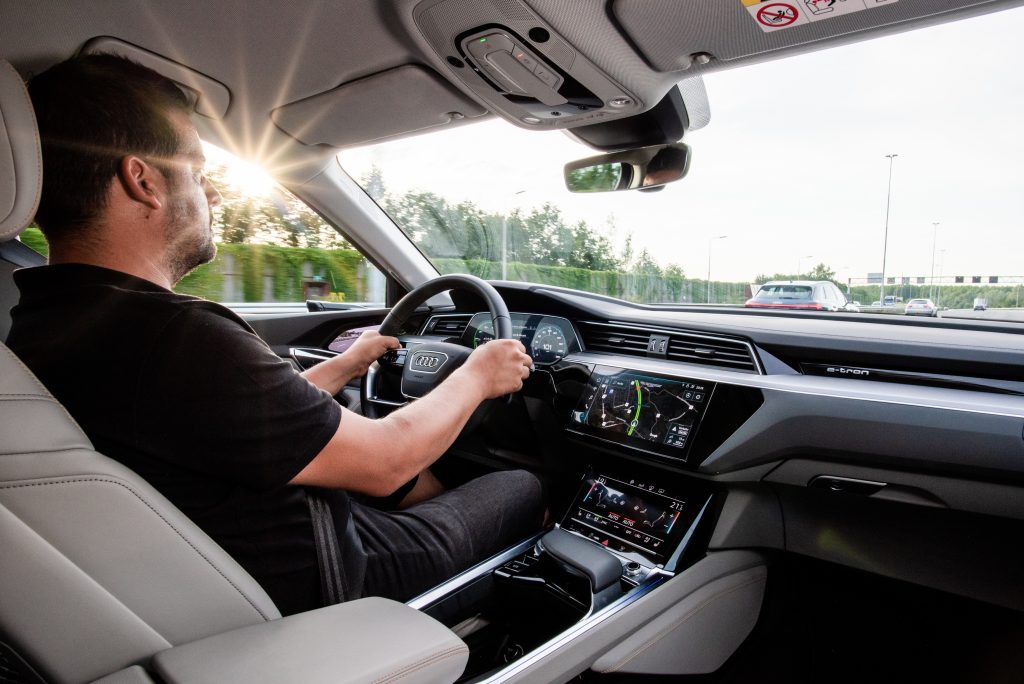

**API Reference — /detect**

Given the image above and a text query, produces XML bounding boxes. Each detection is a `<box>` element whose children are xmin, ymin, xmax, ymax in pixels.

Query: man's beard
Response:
<box><xmin>165</xmin><ymin>197</ymin><xmax>217</xmax><ymax>285</ymax></box>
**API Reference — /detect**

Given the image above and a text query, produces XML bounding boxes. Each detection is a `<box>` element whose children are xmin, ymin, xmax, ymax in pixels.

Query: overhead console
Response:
<box><xmin>412</xmin><ymin>0</ymin><xmax>644</xmax><ymax>128</ymax></box>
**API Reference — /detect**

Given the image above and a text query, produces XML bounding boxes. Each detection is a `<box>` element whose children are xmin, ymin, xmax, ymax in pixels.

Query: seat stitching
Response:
<box><xmin>605</xmin><ymin>573</ymin><xmax>765</xmax><ymax>673</ymax></box>
<box><xmin>0</xmin><ymin>347</ymin><xmax>92</xmax><ymax>432</ymax></box>
<box><xmin>0</xmin><ymin>477</ymin><xmax>274</xmax><ymax>621</ymax></box>
<box><xmin>371</xmin><ymin>644</ymin><xmax>469</xmax><ymax>684</ymax></box>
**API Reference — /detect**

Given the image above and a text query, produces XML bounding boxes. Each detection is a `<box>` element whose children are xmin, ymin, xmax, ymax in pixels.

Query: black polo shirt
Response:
<box><xmin>7</xmin><ymin>263</ymin><xmax>346</xmax><ymax>615</ymax></box>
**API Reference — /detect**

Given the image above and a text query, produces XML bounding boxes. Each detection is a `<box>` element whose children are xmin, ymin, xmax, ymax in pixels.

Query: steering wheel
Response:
<box><xmin>361</xmin><ymin>274</ymin><xmax>512</xmax><ymax>419</ymax></box>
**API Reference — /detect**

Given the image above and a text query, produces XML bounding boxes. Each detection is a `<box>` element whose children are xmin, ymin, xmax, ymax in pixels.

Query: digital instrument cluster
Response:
<box><xmin>462</xmin><ymin>313</ymin><xmax>580</xmax><ymax>366</ymax></box>
<box><xmin>568</xmin><ymin>365</ymin><xmax>714</xmax><ymax>462</ymax></box>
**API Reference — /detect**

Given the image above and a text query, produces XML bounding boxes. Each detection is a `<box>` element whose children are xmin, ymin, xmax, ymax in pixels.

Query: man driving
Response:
<box><xmin>7</xmin><ymin>54</ymin><xmax>545</xmax><ymax>616</ymax></box>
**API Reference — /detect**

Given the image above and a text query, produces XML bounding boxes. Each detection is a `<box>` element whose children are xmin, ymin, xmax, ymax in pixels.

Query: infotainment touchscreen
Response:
<box><xmin>560</xmin><ymin>474</ymin><xmax>700</xmax><ymax>567</ymax></box>
<box><xmin>568</xmin><ymin>365</ymin><xmax>713</xmax><ymax>460</ymax></box>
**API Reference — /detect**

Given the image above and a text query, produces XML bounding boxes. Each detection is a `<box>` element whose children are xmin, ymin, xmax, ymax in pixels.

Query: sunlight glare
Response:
<box><xmin>202</xmin><ymin>141</ymin><xmax>277</xmax><ymax>196</ymax></box>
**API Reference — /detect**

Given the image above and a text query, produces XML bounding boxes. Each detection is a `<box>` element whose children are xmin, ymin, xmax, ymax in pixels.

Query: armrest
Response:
<box><xmin>151</xmin><ymin>597</ymin><xmax>468</xmax><ymax>684</ymax></box>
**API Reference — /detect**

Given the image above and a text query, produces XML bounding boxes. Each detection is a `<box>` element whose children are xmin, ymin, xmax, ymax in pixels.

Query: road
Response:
<box><xmin>855</xmin><ymin>307</ymin><xmax>1024</xmax><ymax>321</ymax></box>
<box><xmin>939</xmin><ymin>308</ymin><xmax>1024</xmax><ymax>322</ymax></box>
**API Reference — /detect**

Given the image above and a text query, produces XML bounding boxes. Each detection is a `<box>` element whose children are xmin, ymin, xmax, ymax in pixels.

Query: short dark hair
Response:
<box><xmin>28</xmin><ymin>53</ymin><xmax>191</xmax><ymax>239</ymax></box>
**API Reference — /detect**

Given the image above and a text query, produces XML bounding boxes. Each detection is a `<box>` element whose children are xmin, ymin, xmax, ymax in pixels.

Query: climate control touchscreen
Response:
<box><xmin>561</xmin><ymin>475</ymin><xmax>697</xmax><ymax>567</ymax></box>
<box><xmin>569</xmin><ymin>365</ymin><xmax>712</xmax><ymax>460</ymax></box>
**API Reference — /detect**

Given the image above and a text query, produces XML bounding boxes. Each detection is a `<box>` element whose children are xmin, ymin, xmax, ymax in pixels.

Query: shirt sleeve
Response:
<box><xmin>135</xmin><ymin>304</ymin><xmax>342</xmax><ymax>491</ymax></box>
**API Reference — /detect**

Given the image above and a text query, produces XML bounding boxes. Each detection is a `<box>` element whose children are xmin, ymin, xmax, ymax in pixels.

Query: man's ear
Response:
<box><xmin>117</xmin><ymin>155</ymin><xmax>163</xmax><ymax>211</ymax></box>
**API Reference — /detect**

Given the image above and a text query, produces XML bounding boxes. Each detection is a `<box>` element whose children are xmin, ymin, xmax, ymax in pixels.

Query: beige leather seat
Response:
<box><xmin>0</xmin><ymin>59</ymin><xmax>467</xmax><ymax>684</ymax></box>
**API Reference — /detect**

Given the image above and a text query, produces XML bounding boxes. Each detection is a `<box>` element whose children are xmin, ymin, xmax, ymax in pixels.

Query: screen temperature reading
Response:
<box><xmin>561</xmin><ymin>475</ymin><xmax>694</xmax><ymax>566</ymax></box>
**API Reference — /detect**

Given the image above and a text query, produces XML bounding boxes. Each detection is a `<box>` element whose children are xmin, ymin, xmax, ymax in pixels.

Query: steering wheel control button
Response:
<box><xmin>381</xmin><ymin>349</ymin><xmax>408</xmax><ymax>367</ymax></box>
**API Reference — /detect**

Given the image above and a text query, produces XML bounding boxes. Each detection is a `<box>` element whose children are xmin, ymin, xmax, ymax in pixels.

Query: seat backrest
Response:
<box><xmin>0</xmin><ymin>58</ymin><xmax>281</xmax><ymax>684</ymax></box>
<box><xmin>0</xmin><ymin>342</ymin><xmax>281</xmax><ymax>684</ymax></box>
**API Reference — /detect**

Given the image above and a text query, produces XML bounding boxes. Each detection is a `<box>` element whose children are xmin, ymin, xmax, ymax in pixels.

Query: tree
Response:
<box><xmin>632</xmin><ymin>248</ymin><xmax>662</xmax><ymax>276</ymax></box>
<box><xmin>807</xmin><ymin>262</ymin><xmax>836</xmax><ymax>282</ymax></box>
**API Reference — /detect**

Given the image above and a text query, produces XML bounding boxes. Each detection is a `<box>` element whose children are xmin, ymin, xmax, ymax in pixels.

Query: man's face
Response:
<box><xmin>162</xmin><ymin>111</ymin><xmax>222</xmax><ymax>283</ymax></box>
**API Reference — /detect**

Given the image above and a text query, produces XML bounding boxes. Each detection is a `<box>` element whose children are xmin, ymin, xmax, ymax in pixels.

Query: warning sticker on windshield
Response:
<box><xmin>741</xmin><ymin>0</ymin><xmax>899</xmax><ymax>33</ymax></box>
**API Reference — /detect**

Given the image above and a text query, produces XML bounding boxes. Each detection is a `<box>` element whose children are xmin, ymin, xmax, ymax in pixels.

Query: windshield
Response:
<box><xmin>339</xmin><ymin>7</ymin><xmax>1024</xmax><ymax>323</ymax></box>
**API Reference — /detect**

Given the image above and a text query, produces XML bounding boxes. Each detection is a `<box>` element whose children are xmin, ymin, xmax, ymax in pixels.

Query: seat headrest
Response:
<box><xmin>0</xmin><ymin>60</ymin><xmax>41</xmax><ymax>242</ymax></box>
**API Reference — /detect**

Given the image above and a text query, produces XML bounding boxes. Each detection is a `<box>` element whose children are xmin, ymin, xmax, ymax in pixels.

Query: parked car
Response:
<box><xmin>904</xmin><ymin>298</ymin><xmax>939</xmax><ymax>317</ymax></box>
<box><xmin>744</xmin><ymin>280</ymin><xmax>849</xmax><ymax>311</ymax></box>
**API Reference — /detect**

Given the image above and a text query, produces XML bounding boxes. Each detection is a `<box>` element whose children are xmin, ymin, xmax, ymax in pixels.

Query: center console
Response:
<box><xmin>410</xmin><ymin>464</ymin><xmax>716</xmax><ymax>682</ymax></box>
<box><xmin>403</xmin><ymin>356</ymin><xmax>767</xmax><ymax>681</ymax></box>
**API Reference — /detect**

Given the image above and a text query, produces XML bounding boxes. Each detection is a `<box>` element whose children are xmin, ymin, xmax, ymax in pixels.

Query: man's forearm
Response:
<box><xmin>301</xmin><ymin>356</ymin><xmax>358</xmax><ymax>395</ymax></box>
<box><xmin>378</xmin><ymin>368</ymin><xmax>488</xmax><ymax>480</ymax></box>
<box><xmin>291</xmin><ymin>366</ymin><xmax>488</xmax><ymax>495</ymax></box>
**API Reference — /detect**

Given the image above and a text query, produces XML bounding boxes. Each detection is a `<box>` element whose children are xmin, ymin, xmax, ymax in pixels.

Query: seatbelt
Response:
<box><xmin>305</xmin><ymin>488</ymin><xmax>346</xmax><ymax>605</ymax></box>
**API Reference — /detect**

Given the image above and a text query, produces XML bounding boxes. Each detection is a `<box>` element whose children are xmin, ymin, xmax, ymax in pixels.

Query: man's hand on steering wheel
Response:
<box><xmin>343</xmin><ymin>331</ymin><xmax>401</xmax><ymax>378</ymax></box>
<box><xmin>457</xmin><ymin>339</ymin><xmax>533</xmax><ymax>398</ymax></box>
<box><xmin>361</xmin><ymin>274</ymin><xmax>519</xmax><ymax>419</ymax></box>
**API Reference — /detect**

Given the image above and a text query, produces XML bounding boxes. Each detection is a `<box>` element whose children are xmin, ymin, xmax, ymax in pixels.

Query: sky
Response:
<box><xmin>338</xmin><ymin>5</ymin><xmax>1024</xmax><ymax>286</ymax></box>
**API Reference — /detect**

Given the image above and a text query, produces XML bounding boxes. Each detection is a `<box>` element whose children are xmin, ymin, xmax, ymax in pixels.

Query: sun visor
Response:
<box><xmin>271</xmin><ymin>65</ymin><xmax>488</xmax><ymax>148</ymax></box>
<box><xmin>613</xmin><ymin>0</ymin><xmax>1013</xmax><ymax>72</ymax></box>
<box><xmin>81</xmin><ymin>37</ymin><xmax>230</xmax><ymax>119</ymax></box>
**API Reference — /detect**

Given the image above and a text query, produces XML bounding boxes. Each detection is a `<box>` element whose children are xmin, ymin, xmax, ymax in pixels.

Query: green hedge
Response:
<box><xmin>433</xmin><ymin>258</ymin><xmax>746</xmax><ymax>304</ymax></box>
<box><xmin>16</xmin><ymin>230</ymin><xmax>749</xmax><ymax>305</ymax></box>
<box><xmin>18</xmin><ymin>226</ymin><xmax>49</xmax><ymax>257</ymax></box>
<box><xmin>177</xmin><ymin>244</ymin><xmax>367</xmax><ymax>302</ymax></box>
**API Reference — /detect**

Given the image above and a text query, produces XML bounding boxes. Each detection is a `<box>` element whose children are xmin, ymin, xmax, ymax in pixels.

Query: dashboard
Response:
<box><xmin>396</xmin><ymin>286</ymin><xmax>1024</xmax><ymax>608</ymax></box>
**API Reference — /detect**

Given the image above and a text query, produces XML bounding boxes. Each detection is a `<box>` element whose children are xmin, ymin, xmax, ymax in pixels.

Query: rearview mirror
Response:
<box><xmin>564</xmin><ymin>143</ymin><xmax>691</xmax><ymax>193</ymax></box>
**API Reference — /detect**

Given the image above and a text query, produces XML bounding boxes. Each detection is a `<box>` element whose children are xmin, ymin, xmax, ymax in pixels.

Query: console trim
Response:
<box><xmin>407</xmin><ymin>534</ymin><xmax>544</xmax><ymax>610</ymax></box>
<box><xmin>408</xmin><ymin>494</ymin><xmax>716</xmax><ymax>683</ymax></box>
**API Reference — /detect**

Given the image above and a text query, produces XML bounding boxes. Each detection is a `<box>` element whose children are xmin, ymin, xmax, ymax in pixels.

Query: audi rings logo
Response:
<box><xmin>412</xmin><ymin>352</ymin><xmax>447</xmax><ymax>372</ymax></box>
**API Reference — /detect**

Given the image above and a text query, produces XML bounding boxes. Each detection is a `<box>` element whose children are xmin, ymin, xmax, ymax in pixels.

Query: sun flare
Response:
<box><xmin>202</xmin><ymin>142</ymin><xmax>277</xmax><ymax>197</ymax></box>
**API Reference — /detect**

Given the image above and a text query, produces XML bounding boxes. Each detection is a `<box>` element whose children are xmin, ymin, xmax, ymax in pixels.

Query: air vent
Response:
<box><xmin>423</xmin><ymin>314</ymin><xmax>472</xmax><ymax>338</ymax></box>
<box><xmin>667</xmin><ymin>334</ymin><xmax>759</xmax><ymax>372</ymax></box>
<box><xmin>578</xmin><ymin>321</ymin><xmax>651</xmax><ymax>356</ymax></box>
<box><xmin>580</xmin><ymin>321</ymin><xmax>760</xmax><ymax>374</ymax></box>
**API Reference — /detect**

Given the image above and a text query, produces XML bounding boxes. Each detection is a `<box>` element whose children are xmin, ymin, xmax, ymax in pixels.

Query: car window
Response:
<box><xmin>756</xmin><ymin>286</ymin><xmax>812</xmax><ymax>300</ymax></box>
<box><xmin>175</xmin><ymin>143</ymin><xmax>386</xmax><ymax>308</ymax></box>
<box><xmin>17</xmin><ymin>144</ymin><xmax>386</xmax><ymax>309</ymax></box>
<box><xmin>339</xmin><ymin>6</ymin><xmax>1024</xmax><ymax>322</ymax></box>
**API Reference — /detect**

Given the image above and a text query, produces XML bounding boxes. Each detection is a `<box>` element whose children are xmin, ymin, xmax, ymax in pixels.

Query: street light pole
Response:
<box><xmin>929</xmin><ymin>222</ymin><xmax>939</xmax><ymax>301</ymax></box>
<box><xmin>707</xmin><ymin>235</ymin><xmax>728</xmax><ymax>303</ymax></box>
<box><xmin>880</xmin><ymin>153</ymin><xmax>898</xmax><ymax>304</ymax></box>
<box><xmin>937</xmin><ymin>249</ymin><xmax>946</xmax><ymax>309</ymax></box>
<box><xmin>798</xmin><ymin>255</ymin><xmax>814</xmax><ymax>277</ymax></box>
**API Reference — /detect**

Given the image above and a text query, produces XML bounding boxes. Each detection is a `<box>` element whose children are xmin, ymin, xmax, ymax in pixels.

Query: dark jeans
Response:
<box><xmin>351</xmin><ymin>469</ymin><xmax>544</xmax><ymax>602</ymax></box>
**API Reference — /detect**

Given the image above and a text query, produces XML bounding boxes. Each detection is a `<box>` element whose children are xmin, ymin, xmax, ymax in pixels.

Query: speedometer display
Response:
<box><xmin>530</xmin><ymin>323</ymin><xmax>568</xmax><ymax>364</ymax></box>
<box><xmin>473</xmin><ymin>320</ymin><xmax>495</xmax><ymax>347</ymax></box>
<box><xmin>462</xmin><ymin>313</ymin><xmax>578</xmax><ymax>366</ymax></box>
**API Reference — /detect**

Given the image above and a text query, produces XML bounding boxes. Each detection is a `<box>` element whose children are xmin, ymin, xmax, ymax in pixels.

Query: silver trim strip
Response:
<box><xmin>570</xmin><ymin>352</ymin><xmax>1024</xmax><ymax>419</ymax></box>
<box><xmin>407</xmin><ymin>535</ymin><xmax>542</xmax><ymax>610</ymax></box>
